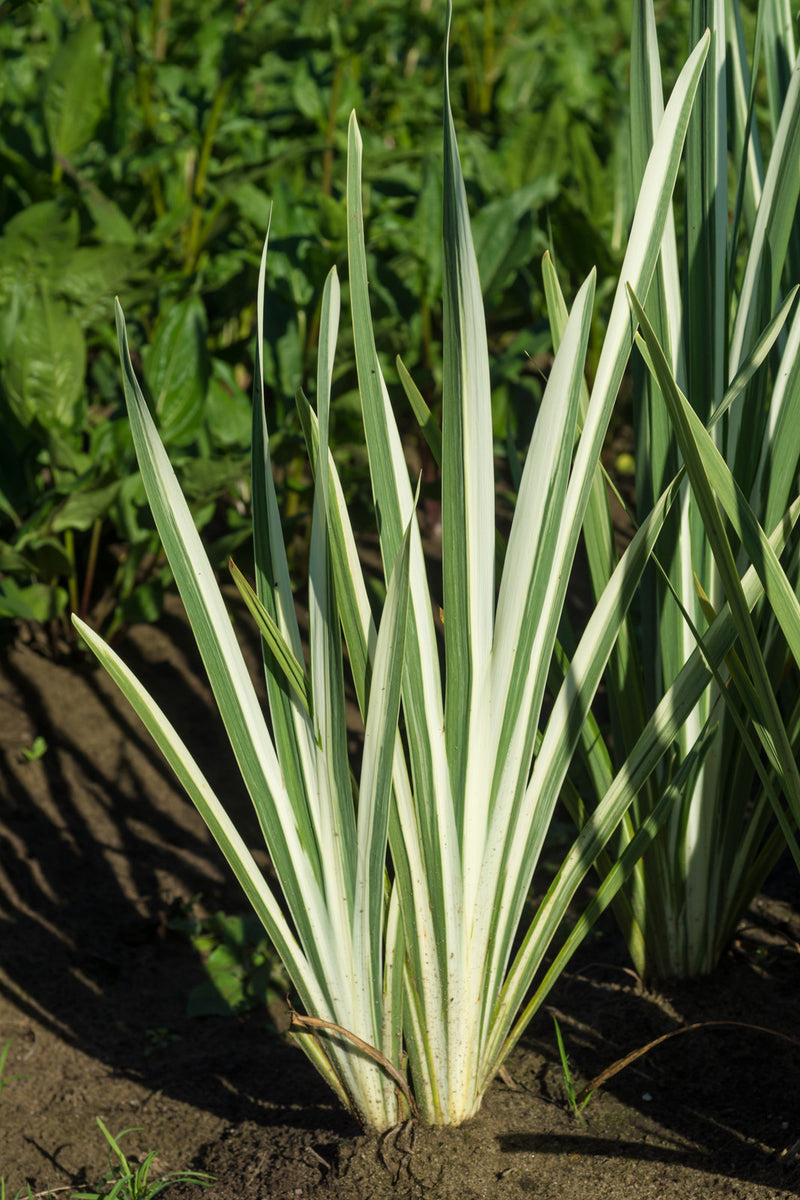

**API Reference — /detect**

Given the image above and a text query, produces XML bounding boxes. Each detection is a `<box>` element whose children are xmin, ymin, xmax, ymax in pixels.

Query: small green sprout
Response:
<box><xmin>143</xmin><ymin>1028</ymin><xmax>180</xmax><ymax>1057</ymax></box>
<box><xmin>0</xmin><ymin>1040</ymin><xmax>28</xmax><ymax>1102</ymax></box>
<box><xmin>0</xmin><ymin>1181</ymin><xmax>37</xmax><ymax>1200</ymax></box>
<box><xmin>71</xmin><ymin>1118</ymin><xmax>213</xmax><ymax>1200</ymax></box>
<box><xmin>20</xmin><ymin>736</ymin><xmax>47</xmax><ymax>763</ymax></box>
<box><xmin>552</xmin><ymin>1015</ymin><xmax>593</xmax><ymax>1121</ymax></box>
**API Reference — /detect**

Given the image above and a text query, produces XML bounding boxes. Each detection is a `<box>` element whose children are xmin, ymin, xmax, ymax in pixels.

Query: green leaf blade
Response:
<box><xmin>441</xmin><ymin>0</ymin><xmax>496</xmax><ymax>822</ymax></box>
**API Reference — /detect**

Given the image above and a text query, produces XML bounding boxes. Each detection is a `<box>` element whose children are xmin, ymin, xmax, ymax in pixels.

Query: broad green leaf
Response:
<box><xmin>57</xmin><ymin>246</ymin><xmax>137</xmax><ymax>322</ymax></box>
<box><xmin>0</xmin><ymin>538</ymin><xmax>69</xmax><ymax>576</ymax></box>
<box><xmin>142</xmin><ymin>297</ymin><xmax>209</xmax><ymax>447</ymax></box>
<box><xmin>0</xmin><ymin>578</ymin><xmax>66</xmax><ymax>622</ymax></box>
<box><xmin>0</xmin><ymin>203</ymin><xmax>80</xmax><ymax>282</ymax></box>
<box><xmin>43</xmin><ymin>22</ymin><xmax>107</xmax><ymax>161</ymax></box>
<box><xmin>205</xmin><ymin>359</ymin><xmax>252</xmax><ymax>448</ymax></box>
<box><xmin>79</xmin><ymin>182</ymin><xmax>137</xmax><ymax>246</ymax></box>
<box><xmin>471</xmin><ymin>177</ymin><xmax>557</xmax><ymax>303</ymax></box>
<box><xmin>1</xmin><ymin>288</ymin><xmax>86</xmax><ymax>431</ymax></box>
<box><xmin>51</xmin><ymin>479</ymin><xmax>121</xmax><ymax>534</ymax></box>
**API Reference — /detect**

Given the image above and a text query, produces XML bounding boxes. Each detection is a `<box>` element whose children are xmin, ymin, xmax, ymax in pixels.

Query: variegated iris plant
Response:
<box><xmin>565</xmin><ymin>0</ymin><xmax>800</xmax><ymax>981</ymax></box>
<box><xmin>73</xmin><ymin>3</ymin><xmax>792</xmax><ymax>1128</ymax></box>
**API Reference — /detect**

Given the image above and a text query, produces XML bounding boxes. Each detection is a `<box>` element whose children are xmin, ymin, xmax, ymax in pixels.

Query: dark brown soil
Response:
<box><xmin>1</xmin><ymin>594</ymin><xmax>799</xmax><ymax>1199</ymax></box>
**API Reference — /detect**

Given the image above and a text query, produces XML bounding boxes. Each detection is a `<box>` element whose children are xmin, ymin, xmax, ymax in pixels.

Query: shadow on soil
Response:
<box><xmin>0</xmin><ymin>594</ymin><xmax>798</xmax><ymax>1196</ymax></box>
<box><xmin>0</xmin><ymin>597</ymin><xmax>356</xmax><ymax>1135</ymax></box>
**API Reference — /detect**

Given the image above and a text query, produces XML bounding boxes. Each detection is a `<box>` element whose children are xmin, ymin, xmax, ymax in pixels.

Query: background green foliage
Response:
<box><xmin>0</xmin><ymin>0</ymin><xmax>648</xmax><ymax>642</ymax></box>
<box><xmin>168</xmin><ymin>901</ymin><xmax>290</xmax><ymax>1019</ymax></box>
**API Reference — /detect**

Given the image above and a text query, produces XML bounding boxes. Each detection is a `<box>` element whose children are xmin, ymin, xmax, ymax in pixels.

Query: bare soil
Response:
<box><xmin>1</xmin><ymin>594</ymin><xmax>799</xmax><ymax>1199</ymax></box>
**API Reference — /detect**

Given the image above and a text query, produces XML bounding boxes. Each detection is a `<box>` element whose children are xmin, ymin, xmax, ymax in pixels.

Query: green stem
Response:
<box><xmin>80</xmin><ymin>519</ymin><xmax>103</xmax><ymax>620</ymax></box>
<box><xmin>64</xmin><ymin>529</ymin><xmax>79</xmax><ymax>616</ymax></box>
<box><xmin>152</xmin><ymin>0</ymin><xmax>170</xmax><ymax>62</ymax></box>
<box><xmin>184</xmin><ymin>79</ymin><xmax>232</xmax><ymax>272</ymax></box>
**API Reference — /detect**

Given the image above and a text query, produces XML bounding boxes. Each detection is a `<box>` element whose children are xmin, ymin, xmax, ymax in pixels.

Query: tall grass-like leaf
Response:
<box><xmin>570</xmin><ymin>0</ymin><xmax>800</xmax><ymax>980</ymax></box>
<box><xmin>441</xmin><ymin>0</ymin><xmax>495</xmax><ymax>833</ymax></box>
<box><xmin>632</xmin><ymin>290</ymin><xmax>800</xmax><ymax>872</ymax></box>
<box><xmin>79</xmin><ymin>284</ymin><xmax>416</xmax><ymax>1129</ymax></box>
<box><xmin>74</xmin><ymin>2</ymin><xmax>727</xmax><ymax>1129</ymax></box>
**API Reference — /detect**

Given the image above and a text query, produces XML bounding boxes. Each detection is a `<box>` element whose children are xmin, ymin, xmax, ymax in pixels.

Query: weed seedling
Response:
<box><xmin>552</xmin><ymin>1015</ymin><xmax>593</xmax><ymax>1121</ymax></box>
<box><xmin>1</xmin><ymin>1183</ymin><xmax>36</xmax><ymax>1200</ymax></box>
<box><xmin>71</xmin><ymin>1119</ymin><xmax>213</xmax><ymax>1200</ymax></box>
<box><xmin>0</xmin><ymin>1040</ymin><xmax>28</xmax><ymax>1102</ymax></box>
<box><xmin>168</xmin><ymin>899</ymin><xmax>289</xmax><ymax>1018</ymax></box>
<box><xmin>143</xmin><ymin>1028</ymin><xmax>180</xmax><ymax>1058</ymax></box>
<box><xmin>20</xmin><ymin>737</ymin><xmax>48</xmax><ymax>763</ymax></box>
